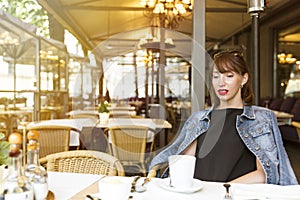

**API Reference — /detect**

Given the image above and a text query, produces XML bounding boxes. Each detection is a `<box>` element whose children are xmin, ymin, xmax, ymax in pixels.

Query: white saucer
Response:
<box><xmin>157</xmin><ymin>178</ymin><xmax>204</xmax><ymax>193</ymax></box>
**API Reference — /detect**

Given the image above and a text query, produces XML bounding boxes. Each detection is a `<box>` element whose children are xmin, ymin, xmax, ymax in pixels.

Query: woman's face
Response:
<box><xmin>212</xmin><ymin>66</ymin><xmax>248</xmax><ymax>108</ymax></box>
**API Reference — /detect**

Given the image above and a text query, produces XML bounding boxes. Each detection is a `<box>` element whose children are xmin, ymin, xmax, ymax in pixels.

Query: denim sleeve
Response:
<box><xmin>270</xmin><ymin>111</ymin><xmax>298</xmax><ymax>185</ymax></box>
<box><xmin>149</xmin><ymin>112</ymin><xmax>202</xmax><ymax>172</ymax></box>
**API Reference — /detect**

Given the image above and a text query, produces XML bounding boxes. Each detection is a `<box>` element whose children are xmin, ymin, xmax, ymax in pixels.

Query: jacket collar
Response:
<box><xmin>241</xmin><ymin>105</ymin><xmax>255</xmax><ymax>119</ymax></box>
<box><xmin>199</xmin><ymin>105</ymin><xmax>255</xmax><ymax>120</ymax></box>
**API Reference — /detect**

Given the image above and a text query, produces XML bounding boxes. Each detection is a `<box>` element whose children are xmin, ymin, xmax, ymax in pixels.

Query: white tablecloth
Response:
<box><xmin>27</xmin><ymin>118</ymin><xmax>97</xmax><ymax>146</ymax></box>
<box><xmin>104</xmin><ymin>118</ymin><xmax>157</xmax><ymax>143</ymax></box>
<box><xmin>97</xmin><ymin>118</ymin><xmax>172</xmax><ymax>130</ymax></box>
<box><xmin>231</xmin><ymin>183</ymin><xmax>300</xmax><ymax>200</ymax></box>
<box><xmin>109</xmin><ymin>110</ymin><xmax>137</xmax><ymax>116</ymax></box>
<box><xmin>48</xmin><ymin>172</ymin><xmax>102</xmax><ymax>200</ymax></box>
<box><xmin>66</xmin><ymin>109</ymin><xmax>137</xmax><ymax>117</ymax></box>
<box><xmin>65</xmin><ymin>110</ymin><xmax>98</xmax><ymax>116</ymax></box>
<box><xmin>107</xmin><ymin>118</ymin><xmax>156</xmax><ymax>130</ymax></box>
<box><xmin>48</xmin><ymin>172</ymin><xmax>300</xmax><ymax>200</ymax></box>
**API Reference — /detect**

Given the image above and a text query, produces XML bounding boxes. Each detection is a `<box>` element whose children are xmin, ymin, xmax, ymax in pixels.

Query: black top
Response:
<box><xmin>194</xmin><ymin>108</ymin><xmax>256</xmax><ymax>182</ymax></box>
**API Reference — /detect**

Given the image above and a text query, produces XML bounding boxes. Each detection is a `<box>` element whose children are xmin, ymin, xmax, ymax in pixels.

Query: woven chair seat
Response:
<box><xmin>44</xmin><ymin>150</ymin><xmax>124</xmax><ymax>176</ymax></box>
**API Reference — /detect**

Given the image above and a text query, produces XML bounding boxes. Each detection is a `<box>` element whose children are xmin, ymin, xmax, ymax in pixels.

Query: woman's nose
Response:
<box><xmin>218</xmin><ymin>76</ymin><xmax>225</xmax><ymax>86</ymax></box>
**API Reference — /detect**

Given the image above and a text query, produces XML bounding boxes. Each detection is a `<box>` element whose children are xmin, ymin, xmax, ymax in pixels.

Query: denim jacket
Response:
<box><xmin>150</xmin><ymin>105</ymin><xmax>298</xmax><ymax>185</ymax></box>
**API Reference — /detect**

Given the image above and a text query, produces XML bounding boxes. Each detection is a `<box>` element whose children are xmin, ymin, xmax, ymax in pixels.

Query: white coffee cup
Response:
<box><xmin>168</xmin><ymin>155</ymin><xmax>196</xmax><ymax>188</ymax></box>
<box><xmin>98</xmin><ymin>177</ymin><xmax>131</xmax><ymax>200</ymax></box>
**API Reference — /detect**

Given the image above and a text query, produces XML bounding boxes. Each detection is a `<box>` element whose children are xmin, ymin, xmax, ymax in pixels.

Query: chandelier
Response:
<box><xmin>277</xmin><ymin>52</ymin><xmax>297</xmax><ymax>64</ymax></box>
<box><xmin>141</xmin><ymin>0</ymin><xmax>193</xmax><ymax>29</ymax></box>
<box><xmin>138</xmin><ymin>34</ymin><xmax>176</xmax><ymax>51</ymax></box>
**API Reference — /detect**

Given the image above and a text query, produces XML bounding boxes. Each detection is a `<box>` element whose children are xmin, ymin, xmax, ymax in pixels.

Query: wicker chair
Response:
<box><xmin>80</xmin><ymin>127</ymin><xmax>112</xmax><ymax>153</ymax></box>
<box><xmin>69</xmin><ymin>113</ymin><xmax>99</xmax><ymax>119</ymax></box>
<box><xmin>27</xmin><ymin>125</ymin><xmax>75</xmax><ymax>158</ymax></box>
<box><xmin>108</xmin><ymin>125</ymin><xmax>155</xmax><ymax>176</ymax></box>
<box><xmin>44</xmin><ymin>150</ymin><xmax>124</xmax><ymax>176</ymax></box>
<box><xmin>0</xmin><ymin>116</ymin><xmax>8</xmax><ymax>139</ymax></box>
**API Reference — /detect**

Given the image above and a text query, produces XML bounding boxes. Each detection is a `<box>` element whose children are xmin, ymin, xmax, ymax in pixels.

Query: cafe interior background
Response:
<box><xmin>0</xmin><ymin>1</ymin><xmax>300</xmax><ymax>177</ymax></box>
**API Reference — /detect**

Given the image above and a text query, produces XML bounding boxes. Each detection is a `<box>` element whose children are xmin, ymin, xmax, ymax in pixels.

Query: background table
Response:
<box><xmin>272</xmin><ymin>110</ymin><xmax>294</xmax><ymax>126</ymax></box>
<box><xmin>66</xmin><ymin>108</ymin><xmax>137</xmax><ymax>118</ymax></box>
<box><xmin>27</xmin><ymin>117</ymin><xmax>172</xmax><ymax>149</ymax></box>
<box><xmin>97</xmin><ymin>118</ymin><xmax>172</xmax><ymax>147</ymax></box>
<box><xmin>27</xmin><ymin>118</ymin><xmax>97</xmax><ymax>146</ymax></box>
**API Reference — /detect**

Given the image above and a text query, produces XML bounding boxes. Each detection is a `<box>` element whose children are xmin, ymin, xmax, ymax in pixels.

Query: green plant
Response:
<box><xmin>98</xmin><ymin>101</ymin><xmax>109</xmax><ymax>113</ymax></box>
<box><xmin>0</xmin><ymin>133</ymin><xmax>9</xmax><ymax>165</ymax></box>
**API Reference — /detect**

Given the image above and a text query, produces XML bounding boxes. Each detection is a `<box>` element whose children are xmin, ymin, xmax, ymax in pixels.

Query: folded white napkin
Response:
<box><xmin>231</xmin><ymin>183</ymin><xmax>300</xmax><ymax>200</ymax></box>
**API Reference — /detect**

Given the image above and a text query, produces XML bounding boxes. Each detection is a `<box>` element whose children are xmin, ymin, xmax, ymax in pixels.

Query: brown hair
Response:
<box><xmin>209</xmin><ymin>50</ymin><xmax>254</xmax><ymax>106</ymax></box>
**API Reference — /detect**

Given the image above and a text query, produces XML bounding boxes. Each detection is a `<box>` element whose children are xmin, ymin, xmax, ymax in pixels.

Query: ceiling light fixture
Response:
<box><xmin>138</xmin><ymin>35</ymin><xmax>175</xmax><ymax>50</ymax></box>
<box><xmin>277</xmin><ymin>52</ymin><xmax>297</xmax><ymax>64</ymax></box>
<box><xmin>141</xmin><ymin>0</ymin><xmax>193</xmax><ymax>29</ymax></box>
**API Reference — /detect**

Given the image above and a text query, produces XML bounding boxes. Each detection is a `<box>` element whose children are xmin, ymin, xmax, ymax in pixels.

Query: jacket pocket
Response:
<box><xmin>249</xmin><ymin>123</ymin><xmax>276</xmax><ymax>152</ymax></box>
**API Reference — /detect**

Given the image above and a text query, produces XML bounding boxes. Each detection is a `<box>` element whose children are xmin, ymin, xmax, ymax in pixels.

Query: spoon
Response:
<box><xmin>130</xmin><ymin>176</ymin><xmax>141</xmax><ymax>192</ymax></box>
<box><xmin>135</xmin><ymin>177</ymin><xmax>151</xmax><ymax>192</ymax></box>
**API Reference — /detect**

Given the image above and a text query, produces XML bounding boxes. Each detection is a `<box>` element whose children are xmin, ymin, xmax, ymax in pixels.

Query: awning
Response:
<box><xmin>37</xmin><ymin>0</ymin><xmax>286</xmax><ymax>52</ymax></box>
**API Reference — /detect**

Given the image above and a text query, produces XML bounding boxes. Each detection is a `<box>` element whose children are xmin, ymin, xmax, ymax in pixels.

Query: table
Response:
<box><xmin>272</xmin><ymin>110</ymin><xmax>294</xmax><ymax>126</ymax></box>
<box><xmin>65</xmin><ymin>110</ymin><xmax>99</xmax><ymax>118</ymax></box>
<box><xmin>27</xmin><ymin>118</ymin><xmax>97</xmax><ymax>146</ymax></box>
<box><xmin>47</xmin><ymin>172</ymin><xmax>300</xmax><ymax>200</ymax></box>
<box><xmin>48</xmin><ymin>172</ymin><xmax>102</xmax><ymax>200</ymax></box>
<box><xmin>97</xmin><ymin>118</ymin><xmax>171</xmax><ymax>129</ymax></box>
<box><xmin>97</xmin><ymin>118</ymin><xmax>172</xmax><ymax>147</ymax></box>
<box><xmin>109</xmin><ymin>110</ymin><xmax>137</xmax><ymax>117</ymax></box>
<box><xmin>26</xmin><ymin>118</ymin><xmax>172</xmax><ymax>148</ymax></box>
<box><xmin>108</xmin><ymin>105</ymin><xmax>136</xmax><ymax>111</ymax></box>
<box><xmin>66</xmin><ymin>109</ymin><xmax>137</xmax><ymax>118</ymax></box>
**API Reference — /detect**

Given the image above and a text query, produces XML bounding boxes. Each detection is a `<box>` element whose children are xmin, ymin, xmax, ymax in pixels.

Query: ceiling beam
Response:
<box><xmin>38</xmin><ymin>0</ymin><xmax>95</xmax><ymax>50</ymax></box>
<box><xmin>64</xmin><ymin>5</ymin><xmax>247</xmax><ymax>13</ymax></box>
<box><xmin>279</xmin><ymin>41</ymin><xmax>300</xmax><ymax>44</ymax></box>
<box><xmin>215</xmin><ymin>0</ymin><xmax>247</xmax><ymax>7</ymax></box>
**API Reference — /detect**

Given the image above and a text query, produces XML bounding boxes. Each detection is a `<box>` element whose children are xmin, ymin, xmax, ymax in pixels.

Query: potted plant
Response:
<box><xmin>98</xmin><ymin>101</ymin><xmax>110</xmax><ymax>123</ymax></box>
<box><xmin>0</xmin><ymin>133</ymin><xmax>9</xmax><ymax>166</ymax></box>
<box><xmin>0</xmin><ymin>132</ymin><xmax>9</xmax><ymax>190</ymax></box>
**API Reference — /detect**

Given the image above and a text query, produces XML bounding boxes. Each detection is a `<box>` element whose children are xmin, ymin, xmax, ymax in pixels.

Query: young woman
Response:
<box><xmin>150</xmin><ymin>50</ymin><xmax>298</xmax><ymax>185</ymax></box>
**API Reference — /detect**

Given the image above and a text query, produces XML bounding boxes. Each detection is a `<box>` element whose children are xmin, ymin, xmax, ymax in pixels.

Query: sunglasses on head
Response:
<box><xmin>213</xmin><ymin>50</ymin><xmax>243</xmax><ymax>59</ymax></box>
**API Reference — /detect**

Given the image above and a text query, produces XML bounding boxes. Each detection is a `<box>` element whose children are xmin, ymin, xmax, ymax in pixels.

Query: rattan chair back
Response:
<box><xmin>0</xmin><ymin>116</ymin><xmax>8</xmax><ymax>139</ymax></box>
<box><xmin>69</xmin><ymin>113</ymin><xmax>99</xmax><ymax>119</ymax></box>
<box><xmin>27</xmin><ymin>125</ymin><xmax>72</xmax><ymax>158</ymax></box>
<box><xmin>108</xmin><ymin>125</ymin><xmax>155</xmax><ymax>175</ymax></box>
<box><xmin>45</xmin><ymin>150</ymin><xmax>124</xmax><ymax>176</ymax></box>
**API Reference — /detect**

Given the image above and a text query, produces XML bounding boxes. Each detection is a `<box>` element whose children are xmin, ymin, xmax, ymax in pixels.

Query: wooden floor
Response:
<box><xmin>284</xmin><ymin>140</ymin><xmax>300</xmax><ymax>183</ymax></box>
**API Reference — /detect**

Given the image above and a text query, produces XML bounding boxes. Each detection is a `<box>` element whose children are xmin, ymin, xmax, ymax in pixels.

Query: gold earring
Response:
<box><xmin>240</xmin><ymin>85</ymin><xmax>243</xmax><ymax>88</ymax></box>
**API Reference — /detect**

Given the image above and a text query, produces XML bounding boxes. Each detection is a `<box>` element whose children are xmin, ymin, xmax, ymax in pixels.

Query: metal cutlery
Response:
<box><xmin>85</xmin><ymin>175</ymin><xmax>107</xmax><ymax>200</ymax></box>
<box><xmin>130</xmin><ymin>176</ymin><xmax>141</xmax><ymax>192</ymax></box>
<box><xmin>134</xmin><ymin>177</ymin><xmax>151</xmax><ymax>192</ymax></box>
<box><xmin>223</xmin><ymin>183</ymin><xmax>232</xmax><ymax>200</ymax></box>
<box><xmin>86</xmin><ymin>194</ymin><xmax>101</xmax><ymax>200</ymax></box>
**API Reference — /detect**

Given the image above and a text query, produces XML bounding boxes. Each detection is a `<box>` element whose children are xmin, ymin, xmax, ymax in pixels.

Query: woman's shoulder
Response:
<box><xmin>248</xmin><ymin>105</ymin><xmax>274</xmax><ymax>113</ymax></box>
<box><xmin>182</xmin><ymin>108</ymin><xmax>210</xmax><ymax>127</ymax></box>
<box><xmin>190</xmin><ymin>108</ymin><xmax>211</xmax><ymax>119</ymax></box>
<box><xmin>246</xmin><ymin>105</ymin><xmax>276</xmax><ymax>119</ymax></box>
